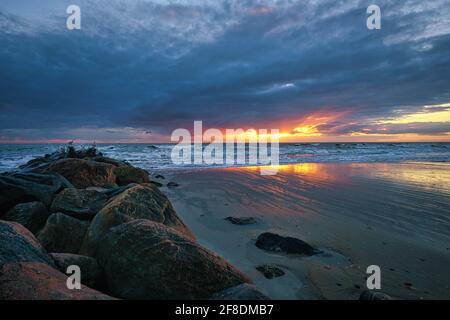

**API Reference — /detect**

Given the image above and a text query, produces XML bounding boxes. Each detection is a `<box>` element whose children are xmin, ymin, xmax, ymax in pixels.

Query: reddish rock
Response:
<box><xmin>0</xmin><ymin>262</ymin><xmax>115</xmax><ymax>300</ymax></box>
<box><xmin>43</xmin><ymin>159</ymin><xmax>116</xmax><ymax>188</ymax></box>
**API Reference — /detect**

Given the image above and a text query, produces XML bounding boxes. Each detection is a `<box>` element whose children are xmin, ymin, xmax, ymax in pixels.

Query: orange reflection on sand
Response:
<box><xmin>234</xmin><ymin>163</ymin><xmax>342</xmax><ymax>183</ymax></box>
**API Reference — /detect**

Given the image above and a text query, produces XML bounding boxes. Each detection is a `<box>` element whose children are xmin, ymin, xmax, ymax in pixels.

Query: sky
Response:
<box><xmin>0</xmin><ymin>0</ymin><xmax>449</xmax><ymax>143</ymax></box>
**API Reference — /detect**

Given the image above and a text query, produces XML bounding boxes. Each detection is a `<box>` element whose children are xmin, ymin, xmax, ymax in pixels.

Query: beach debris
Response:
<box><xmin>225</xmin><ymin>216</ymin><xmax>257</xmax><ymax>225</ymax></box>
<box><xmin>210</xmin><ymin>283</ymin><xmax>270</xmax><ymax>300</ymax></box>
<box><xmin>2</xmin><ymin>201</ymin><xmax>50</xmax><ymax>235</ymax></box>
<box><xmin>50</xmin><ymin>188</ymin><xmax>107</xmax><ymax>220</ymax></box>
<box><xmin>256</xmin><ymin>264</ymin><xmax>285</xmax><ymax>279</ymax></box>
<box><xmin>96</xmin><ymin>220</ymin><xmax>251</xmax><ymax>299</ymax></box>
<box><xmin>167</xmin><ymin>181</ymin><xmax>180</xmax><ymax>188</ymax></box>
<box><xmin>37</xmin><ymin>213</ymin><xmax>90</xmax><ymax>254</ymax></box>
<box><xmin>255</xmin><ymin>232</ymin><xmax>320</xmax><ymax>256</ymax></box>
<box><xmin>50</xmin><ymin>253</ymin><xmax>105</xmax><ymax>291</ymax></box>
<box><xmin>80</xmin><ymin>184</ymin><xmax>194</xmax><ymax>256</ymax></box>
<box><xmin>359</xmin><ymin>290</ymin><xmax>392</xmax><ymax>300</ymax></box>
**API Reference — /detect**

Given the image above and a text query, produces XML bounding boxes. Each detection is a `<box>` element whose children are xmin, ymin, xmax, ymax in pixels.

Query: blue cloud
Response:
<box><xmin>0</xmin><ymin>0</ymin><xmax>449</xmax><ymax>141</ymax></box>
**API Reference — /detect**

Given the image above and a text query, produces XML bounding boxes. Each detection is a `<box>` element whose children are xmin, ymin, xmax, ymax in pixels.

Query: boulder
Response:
<box><xmin>37</xmin><ymin>213</ymin><xmax>90</xmax><ymax>254</ymax></box>
<box><xmin>43</xmin><ymin>159</ymin><xmax>116</xmax><ymax>188</ymax></box>
<box><xmin>50</xmin><ymin>188</ymin><xmax>107</xmax><ymax>220</ymax></box>
<box><xmin>2</xmin><ymin>201</ymin><xmax>50</xmax><ymax>234</ymax></box>
<box><xmin>0</xmin><ymin>172</ymin><xmax>72</xmax><ymax>215</ymax></box>
<box><xmin>225</xmin><ymin>216</ymin><xmax>258</xmax><ymax>225</ymax></box>
<box><xmin>97</xmin><ymin>220</ymin><xmax>250</xmax><ymax>299</ymax></box>
<box><xmin>0</xmin><ymin>220</ymin><xmax>54</xmax><ymax>267</ymax></box>
<box><xmin>0</xmin><ymin>262</ymin><xmax>115</xmax><ymax>300</ymax></box>
<box><xmin>113</xmin><ymin>166</ymin><xmax>150</xmax><ymax>185</ymax></box>
<box><xmin>255</xmin><ymin>232</ymin><xmax>320</xmax><ymax>256</ymax></box>
<box><xmin>80</xmin><ymin>184</ymin><xmax>194</xmax><ymax>256</ymax></box>
<box><xmin>210</xmin><ymin>284</ymin><xmax>270</xmax><ymax>300</ymax></box>
<box><xmin>255</xmin><ymin>264</ymin><xmax>285</xmax><ymax>279</ymax></box>
<box><xmin>50</xmin><ymin>253</ymin><xmax>105</xmax><ymax>290</ymax></box>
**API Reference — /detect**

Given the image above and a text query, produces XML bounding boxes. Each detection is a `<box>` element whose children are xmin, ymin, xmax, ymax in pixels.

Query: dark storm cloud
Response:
<box><xmin>0</xmin><ymin>0</ymin><xmax>449</xmax><ymax>141</ymax></box>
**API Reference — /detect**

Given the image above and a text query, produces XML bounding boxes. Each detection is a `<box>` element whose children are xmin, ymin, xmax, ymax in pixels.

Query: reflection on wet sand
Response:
<box><xmin>166</xmin><ymin>162</ymin><xmax>450</xmax><ymax>299</ymax></box>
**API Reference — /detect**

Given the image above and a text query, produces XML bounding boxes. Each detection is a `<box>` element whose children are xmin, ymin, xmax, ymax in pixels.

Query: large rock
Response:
<box><xmin>0</xmin><ymin>172</ymin><xmax>72</xmax><ymax>215</ymax></box>
<box><xmin>50</xmin><ymin>253</ymin><xmax>105</xmax><ymax>290</ymax></box>
<box><xmin>97</xmin><ymin>220</ymin><xmax>250</xmax><ymax>299</ymax></box>
<box><xmin>43</xmin><ymin>159</ymin><xmax>116</xmax><ymax>188</ymax></box>
<box><xmin>80</xmin><ymin>184</ymin><xmax>194</xmax><ymax>256</ymax></box>
<box><xmin>0</xmin><ymin>220</ymin><xmax>54</xmax><ymax>267</ymax></box>
<box><xmin>210</xmin><ymin>284</ymin><xmax>270</xmax><ymax>300</ymax></box>
<box><xmin>113</xmin><ymin>166</ymin><xmax>150</xmax><ymax>185</ymax></box>
<box><xmin>2</xmin><ymin>201</ymin><xmax>50</xmax><ymax>234</ymax></box>
<box><xmin>0</xmin><ymin>262</ymin><xmax>115</xmax><ymax>300</ymax></box>
<box><xmin>255</xmin><ymin>232</ymin><xmax>320</xmax><ymax>256</ymax></box>
<box><xmin>37</xmin><ymin>213</ymin><xmax>90</xmax><ymax>254</ymax></box>
<box><xmin>50</xmin><ymin>188</ymin><xmax>107</xmax><ymax>220</ymax></box>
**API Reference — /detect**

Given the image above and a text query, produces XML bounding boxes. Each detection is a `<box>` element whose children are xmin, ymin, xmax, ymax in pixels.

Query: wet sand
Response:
<box><xmin>161</xmin><ymin>162</ymin><xmax>450</xmax><ymax>300</ymax></box>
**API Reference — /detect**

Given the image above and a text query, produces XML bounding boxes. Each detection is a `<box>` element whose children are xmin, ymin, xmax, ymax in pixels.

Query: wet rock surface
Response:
<box><xmin>37</xmin><ymin>213</ymin><xmax>90</xmax><ymax>254</ymax></box>
<box><xmin>97</xmin><ymin>220</ymin><xmax>251</xmax><ymax>299</ymax></box>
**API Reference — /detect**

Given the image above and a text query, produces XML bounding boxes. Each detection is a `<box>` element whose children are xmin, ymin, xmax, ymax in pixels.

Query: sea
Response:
<box><xmin>0</xmin><ymin>142</ymin><xmax>449</xmax><ymax>173</ymax></box>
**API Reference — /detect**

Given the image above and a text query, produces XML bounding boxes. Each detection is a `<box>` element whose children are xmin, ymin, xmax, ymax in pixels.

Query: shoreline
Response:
<box><xmin>162</xmin><ymin>162</ymin><xmax>450</xmax><ymax>299</ymax></box>
<box><xmin>1</xmin><ymin>147</ymin><xmax>449</xmax><ymax>300</ymax></box>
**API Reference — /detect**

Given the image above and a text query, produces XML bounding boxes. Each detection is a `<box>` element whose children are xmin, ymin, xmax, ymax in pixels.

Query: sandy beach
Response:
<box><xmin>162</xmin><ymin>162</ymin><xmax>450</xmax><ymax>300</ymax></box>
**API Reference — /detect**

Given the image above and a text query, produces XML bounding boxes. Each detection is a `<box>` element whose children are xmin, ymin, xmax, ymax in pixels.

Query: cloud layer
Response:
<box><xmin>0</xmin><ymin>0</ymin><xmax>449</xmax><ymax>142</ymax></box>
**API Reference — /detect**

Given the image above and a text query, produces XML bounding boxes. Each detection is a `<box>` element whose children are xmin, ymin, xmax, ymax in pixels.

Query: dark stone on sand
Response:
<box><xmin>50</xmin><ymin>188</ymin><xmax>107</xmax><ymax>220</ymax></box>
<box><xmin>0</xmin><ymin>172</ymin><xmax>73</xmax><ymax>215</ymax></box>
<box><xmin>0</xmin><ymin>262</ymin><xmax>115</xmax><ymax>300</ymax></box>
<box><xmin>255</xmin><ymin>232</ymin><xmax>319</xmax><ymax>256</ymax></box>
<box><xmin>2</xmin><ymin>201</ymin><xmax>50</xmax><ymax>234</ymax></box>
<box><xmin>50</xmin><ymin>253</ymin><xmax>105</xmax><ymax>290</ymax></box>
<box><xmin>256</xmin><ymin>264</ymin><xmax>285</xmax><ymax>279</ymax></box>
<box><xmin>167</xmin><ymin>181</ymin><xmax>180</xmax><ymax>188</ymax></box>
<box><xmin>80</xmin><ymin>184</ymin><xmax>194</xmax><ymax>256</ymax></box>
<box><xmin>155</xmin><ymin>174</ymin><xmax>165</xmax><ymax>179</ymax></box>
<box><xmin>210</xmin><ymin>284</ymin><xmax>270</xmax><ymax>300</ymax></box>
<box><xmin>43</xmin><ymin>158</ymin><xmax>116</xmax><ymax>188</ymax></box>
<box><xmin>37</xmin><ymin>213</ymin><xmax>90</xmax><ymax>254</ymax></box>
<box><xmin>97</xmin><ymin>220</ymin><xmax>251</xmax><ymax>299</ymax></box>
<box><xmin>0</xmin><ymin>220</ymin><xmax>54</xmax><ymax>267</ymax></box>
<box><xmin>359</xmin><ymin>290</ymin><xmax>392</xmax><ymax>300</ymax></box>
<box><xmin>225</xmin><ymin>216</ymin><xmax>257</xmax><ymax>225</ymax></box>
<box><xmin>113</xmin><ymin>166</ymin><xmax>150</xmax><ymax>186</ymax></box>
